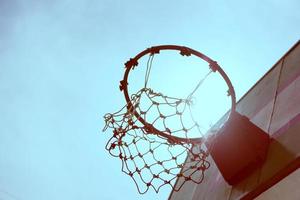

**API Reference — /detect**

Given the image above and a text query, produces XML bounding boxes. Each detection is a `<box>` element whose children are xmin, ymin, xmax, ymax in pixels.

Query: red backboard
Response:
<box><xmin>169</xmin><ymin>40</ymin><xmax>300</xmax><ymax>200</ymax></box>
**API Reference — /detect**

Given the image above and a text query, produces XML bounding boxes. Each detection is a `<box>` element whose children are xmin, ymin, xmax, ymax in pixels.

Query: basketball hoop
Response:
<box><xmin>103</xmin><ymin>45</ymin><xmax>237</xmax><ymax>193</ymax></box>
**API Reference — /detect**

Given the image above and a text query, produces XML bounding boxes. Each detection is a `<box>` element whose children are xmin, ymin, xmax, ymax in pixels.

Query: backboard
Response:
<box><xmin>169</xmin><ymin>40</ymin><xmax>300</xmax><ymax>200</ymax></box>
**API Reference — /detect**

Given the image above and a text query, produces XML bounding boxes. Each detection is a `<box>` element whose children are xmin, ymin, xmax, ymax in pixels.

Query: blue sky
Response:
<box><xmin>0</xmin><ymin>0</ymin><xmax>299</xmax><ymax>200</ymax></box>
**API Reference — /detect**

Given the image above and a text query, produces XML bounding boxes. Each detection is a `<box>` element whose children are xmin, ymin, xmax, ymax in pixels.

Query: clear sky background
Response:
<box><xmin>0</xmin><ymin>0</ymin><xmax>299</xmax><ymax>200</ymax></box>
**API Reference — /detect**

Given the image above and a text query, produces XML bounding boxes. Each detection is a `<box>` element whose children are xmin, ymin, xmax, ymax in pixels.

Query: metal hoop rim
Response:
<box><xmin>119</xmin><ymin>45</ymin><xmax>236</xmax><ymax>144</ymax></box>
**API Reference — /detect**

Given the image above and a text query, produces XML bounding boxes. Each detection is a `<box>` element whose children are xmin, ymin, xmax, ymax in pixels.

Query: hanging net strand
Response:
<box><xmin>186</xmin><ymin>70</ymin><xmax>213</xmax><ymax>100</ymax></box>
<box><xmin>144</xmin><ymin>54</ymin><xmax>155</xmax><ymax>88</ymax></box>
